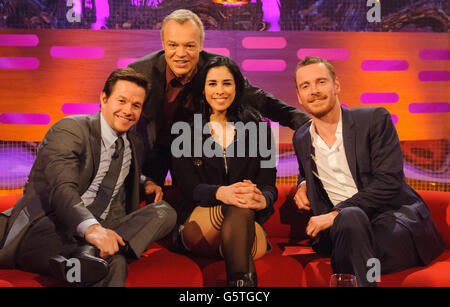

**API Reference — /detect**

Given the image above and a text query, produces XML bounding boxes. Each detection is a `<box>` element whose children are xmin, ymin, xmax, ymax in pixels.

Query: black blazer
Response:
<box><xmin>171</xmin><ymin>120</ymin><xmax>277</xmax><ymax>225</ymax></box>
<box><xmin>292</xmin><ymin>106</ymin><xmax>444</xmax><ymax>265</ymax></box>
<box><xmin>129</xmin><ymin>50</ymin><xmax>310</xmax><ymax>185</ymax></box>
<box><xmin>0</xmin><ymin>112</ymin><xmax>144</xmax><ymax>268</ymax></box>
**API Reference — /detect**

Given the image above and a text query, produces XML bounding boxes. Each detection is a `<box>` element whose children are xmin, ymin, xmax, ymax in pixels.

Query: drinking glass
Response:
<box><xmin>329</xmin><ymin>274</ymin><xmax>357</xmax><ymax>287</ymax></box>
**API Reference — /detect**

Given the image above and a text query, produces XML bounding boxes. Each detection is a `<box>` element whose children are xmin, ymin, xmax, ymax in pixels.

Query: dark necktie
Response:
<box><xmin>88</xmin><ymin>137</ymin><xmax>125</xmax><ymax>219</ymax></box>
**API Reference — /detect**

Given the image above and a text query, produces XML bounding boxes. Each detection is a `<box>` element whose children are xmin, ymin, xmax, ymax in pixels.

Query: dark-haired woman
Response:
<box><xmin>171</xmin><ymin>57</ymin><xmax>277</xmax><ymax>287</ymax></box>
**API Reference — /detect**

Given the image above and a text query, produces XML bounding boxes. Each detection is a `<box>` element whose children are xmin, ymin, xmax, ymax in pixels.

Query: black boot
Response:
<box><xmin>227</xmin><ymin>272</ymin><xmax>258</xmax><ymax>287</ymax></box>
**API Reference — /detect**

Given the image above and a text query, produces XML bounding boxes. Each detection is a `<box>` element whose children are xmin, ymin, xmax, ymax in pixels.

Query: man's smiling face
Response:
<box><xmin>162</xmin><ymin>19</ymin><xmax>203</xmax><ymax>82</ymax></box>
<box><xmin>295</xmin><ymin>63</ymin><xmax>341</xmax><ymax>119</ymax></box>
<box><xmin>100</xmin><ymin>80</ymin><xmax>145</xmax><ymax>135</ymax></box>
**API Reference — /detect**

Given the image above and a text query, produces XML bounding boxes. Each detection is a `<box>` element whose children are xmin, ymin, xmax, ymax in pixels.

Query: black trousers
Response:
<box><xmin>15</xmin><ymin>200</ymin><xmax>176</xmax><ymax>287</ymax></box>
<box><xmin>312</xmin><ymin>206</ymin><xmax>421</xmax><ymax>287</ymax></box>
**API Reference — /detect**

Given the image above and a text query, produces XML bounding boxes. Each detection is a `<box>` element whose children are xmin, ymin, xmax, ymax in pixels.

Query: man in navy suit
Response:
<box><xmin>292</xmin><ymin>56</ymin><xmax>444</xmax><ymax>286</ymax></box>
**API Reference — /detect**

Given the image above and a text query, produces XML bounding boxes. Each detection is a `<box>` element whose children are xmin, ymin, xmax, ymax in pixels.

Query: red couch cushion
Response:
<box><xmin>126</xmin><ymin>243</ymin><xmax>204</xmax><ymax>286</ymax></box>
<box><xmin>300</xmin><ymin>249</ymin><xmax>450</xmax><ymax>287</ymax></box>
<box><xmin>0</xmin><ymin>269</ymin><xmax>62</xmax><ymax>287</ymax></box>
<box><xmin>379</xmin><ymin>250</ymin><xmax>450</xmax><ymax>287</ymax></box>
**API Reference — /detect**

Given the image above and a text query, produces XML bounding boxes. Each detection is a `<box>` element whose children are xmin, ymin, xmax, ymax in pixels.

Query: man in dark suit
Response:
<box><xmin>128</xmin><ymin>9</ymin><xmax>310</xmax><ymax>195</ymax></box>
<box><xmin>292</xmin><ymin>56</ymin><xmax>444</xmax><ymax>286</ymax></box>
<box><xmin>0</xmin><ymin>68</ymin><xmax>177</xmax><ymax>286</ymax></box>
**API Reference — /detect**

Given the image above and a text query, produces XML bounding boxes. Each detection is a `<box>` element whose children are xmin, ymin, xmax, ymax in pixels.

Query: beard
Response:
<box><xmin>304</xmin><ymin>95</ymin><xmax>336</xmax><ymax>119</ymax></box>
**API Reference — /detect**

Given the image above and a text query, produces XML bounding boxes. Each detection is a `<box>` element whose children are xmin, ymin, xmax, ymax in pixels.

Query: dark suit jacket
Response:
<box><xmin>171</xmin><ymin>120</ymin><xmax>277</xmax><ymax>225</ymax></box>
<box><xmin>129</xmin><ymin>50</ymin><xmax>310</xmax><ymax>185</ymax></box>
<box><xmin>0</xmin><ymin>112</ymin><xmax>144</xmax><ymax>268</ymax></box>
<box><xmin>292</xmin><ymin>106</ymin><xmax>444</xmax><ymax>265</ymax></box>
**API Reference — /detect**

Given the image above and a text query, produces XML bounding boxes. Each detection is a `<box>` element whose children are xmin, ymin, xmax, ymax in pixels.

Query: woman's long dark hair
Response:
<box><xmin>198</xmin><ymin>57</ymin><xmax>261</xmax><ymax>124</ymax></box>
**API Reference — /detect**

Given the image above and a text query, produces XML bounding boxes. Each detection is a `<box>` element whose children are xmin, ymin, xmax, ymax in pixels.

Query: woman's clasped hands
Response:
<box><xmin>216</xmin><ymin>179</ymin><xmax>267</xmax><ymax>211</ymax></box>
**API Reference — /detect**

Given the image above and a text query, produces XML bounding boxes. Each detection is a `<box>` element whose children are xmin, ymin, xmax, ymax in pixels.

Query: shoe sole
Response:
<box><xmin>49</xmin><ymin>254</ymin><xmax>109</xmax><ymax>286</ymax></box>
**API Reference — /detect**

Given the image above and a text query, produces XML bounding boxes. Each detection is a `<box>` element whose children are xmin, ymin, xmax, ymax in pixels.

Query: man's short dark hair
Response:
<box><xmin>103</xmin><ymin>67</ymin><xmax>151</xmax><ymax>100</ymax></box>
<box><xmin>295</xmin><ymin>56</ymin><xmax>336</xmax><ymax>87</ymax></box>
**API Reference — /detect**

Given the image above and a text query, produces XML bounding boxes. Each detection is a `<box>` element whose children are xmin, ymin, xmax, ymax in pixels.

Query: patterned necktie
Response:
<box><xmin>88</xmin><ymin>137</ymin><xmax>125</xmax><ymax>219</ymax></box>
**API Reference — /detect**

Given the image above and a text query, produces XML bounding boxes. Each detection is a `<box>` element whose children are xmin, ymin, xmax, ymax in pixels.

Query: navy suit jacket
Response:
<box><xmin>292</xmin><ymin>106</ymin><xmax>444</xmax><ymax>265</ymax></box>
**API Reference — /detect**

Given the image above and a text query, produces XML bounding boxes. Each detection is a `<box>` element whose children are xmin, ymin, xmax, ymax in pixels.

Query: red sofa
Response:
<box><xmin>0</xmin><ymin>185</ymin><xmax>449</xmax><ymax>287</ymax></box>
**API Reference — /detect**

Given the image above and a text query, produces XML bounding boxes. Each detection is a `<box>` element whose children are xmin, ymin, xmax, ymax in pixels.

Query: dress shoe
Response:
<box><xmin>227</xmin><ymin>272</ymin><xmax>258</xmax><ymax>287</ymax></box>
<box><xmin>49</xmin><ymin>245</ymin><xmax>109</xmax><ymax>287</ymax></box>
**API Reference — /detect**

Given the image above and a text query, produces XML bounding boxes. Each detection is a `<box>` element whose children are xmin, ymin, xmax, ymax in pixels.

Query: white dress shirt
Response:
<box><xmin>309</xmin><ymin>110</ymin><xmax>358</xmax><ymax>206</ymax></box>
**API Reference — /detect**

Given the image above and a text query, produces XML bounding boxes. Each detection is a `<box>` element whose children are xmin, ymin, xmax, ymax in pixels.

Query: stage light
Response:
<box><xmin>212</xmin><ymin>0</ymin><xmax>249</xmax><ymax>5</ymax></box>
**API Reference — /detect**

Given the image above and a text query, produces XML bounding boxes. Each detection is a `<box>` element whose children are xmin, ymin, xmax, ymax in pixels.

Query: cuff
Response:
<box><xmin>297</xmin><ymin>180</ymin><xmax>306</xmax><ymax>190</ymax></box>
<box><xmin>193</xmin><ymin>184</ymin><xmax>221</xmax><ymax>206</ymax></box>
<box><xmin>76</xmin><ymin>218</ymin><xmax>100</xmax><ymax>238</ymax></box>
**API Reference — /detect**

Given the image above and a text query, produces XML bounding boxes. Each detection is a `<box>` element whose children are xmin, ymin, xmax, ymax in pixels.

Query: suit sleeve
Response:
<box><xmin>334</xmin><ymin>108</ymin><xmax>405</xmax><ymax>216</ymax></box>
<box><xmin>129</xmin><ymin>57</ymin><xmax>171</xmax><ymax>186</ymax></box>
<box><xmin>38</xmin><ymin>118</ymin><xmax>96</xmax><ymax>236</ymax></box>
<box><xmin>242</xmin><ymin>78</ymin><xmax>310</xmax><ymax>130</ymax></box>
<box><xmin>136</xmin><ymin>116</ymin><xmax>171</xmax><ymax>187</ymax></box>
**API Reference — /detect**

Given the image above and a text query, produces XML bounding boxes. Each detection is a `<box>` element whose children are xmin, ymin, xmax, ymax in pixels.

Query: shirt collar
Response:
<box><xmin>165</xmin><ymin>64</ymin><xmax>197</xmax><ymax>87</ymax></box>
<box><xmin>310</xmin><ymin>107</ymin><xmax>343</xmax><ymax>148</ymax></box>
<box><xmin>100</xmin><ymin>112</ymin><xmax>124</xmax><ymax>149</ymax></box>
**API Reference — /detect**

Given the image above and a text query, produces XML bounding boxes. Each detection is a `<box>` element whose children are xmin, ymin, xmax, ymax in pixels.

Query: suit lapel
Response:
<box><xmin>146</xmin><ymin>55</ymin><xmax>166</xmax><ymax>147</ymax></box>
<box><xmin>151</xmin><ymin>55</ymin><xmax>165</xmax><ymax>113</ymax></box>
<box><xmin>126</xmin><ymin>131</ymin><xmax>141</xmax><ymax>212</ymax></box>
<box><xmin>298</xmin><ymin>123</ymin><xmax>312</xmax><ymax>181</ymax></box>
<box><xmin>88</xmin><ymin>112</ymin><xmax>102</xmax><ymax>179</ymax></box>
<box><xmin>297</xmin><ymin>123</ymin><xmax>335</xmax><ymax>215</ymax></box>
<box><xmin>341</xmin><ymin>107</ymin><xmax>359</xmax><ymax>187</ymax></box>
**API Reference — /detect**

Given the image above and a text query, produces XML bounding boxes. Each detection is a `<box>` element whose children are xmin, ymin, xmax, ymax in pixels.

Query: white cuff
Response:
<box><xmin>76</xmin><ymin>218</ymin><xmax>100</xmax><ymax>238</ymax></box>
<box><xmin>297</xmin><ymin>180</ymin><xmax>306</xmax><ymax>190</ymax></box>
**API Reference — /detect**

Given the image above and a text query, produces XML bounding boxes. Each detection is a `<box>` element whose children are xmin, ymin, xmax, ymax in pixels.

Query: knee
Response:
<box><xmin>223</xmin><ymin>206</ymin><xmax>255</xmax><ymax>223</ymax></box>
<box><xmin>333</xmin><ymin>207</ymin><xmax>370</xmax><ymax>234</ymax></box>
<box><xmin>337</xmin><ymin>207</ymin><xmax>368</xmax><ymax>223</ymax></box>
<box><xmin>155</xmin><ymin>201</ymin><xmax>177</xmax><ymax>230</ymax></box>
<box><xmin>330</xmin><ymin>208</ymin><xmax>373</xmax><ymax>262</ymax></box>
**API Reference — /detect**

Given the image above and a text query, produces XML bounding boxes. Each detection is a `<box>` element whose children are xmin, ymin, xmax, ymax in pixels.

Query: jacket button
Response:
<box><xmin>193</xmin><ymin>159</ymin><xmax>202</xmax><ymax>167</ymax></box>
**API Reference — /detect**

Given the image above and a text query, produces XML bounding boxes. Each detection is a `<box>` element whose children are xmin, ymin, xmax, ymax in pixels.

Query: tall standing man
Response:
<box><xmin>292</xmin><ymin>56</ymin><xmax>444</xmax><ymax>286</ymax></box>
<box><xmin>129</xmin><ymin>9</ymin><xmax>310</xmax><ymax>194</ymax></box>
<box><xmin>0</xmin><ymin>68</ymin><xmax>177</xmax><ymax>286</ymax></box>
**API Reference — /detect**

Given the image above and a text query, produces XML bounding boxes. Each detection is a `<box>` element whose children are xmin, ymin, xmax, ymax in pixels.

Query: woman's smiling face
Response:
<box><xmin>204</xmin><ymin>65</ymin><xmax>236</xmax><ymax>116</ymax></box>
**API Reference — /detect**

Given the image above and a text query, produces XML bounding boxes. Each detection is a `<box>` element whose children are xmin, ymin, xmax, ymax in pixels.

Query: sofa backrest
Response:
<box><xmin>0</xmin><ymin>194</ymin><xmax>21</xmax><ymax>213</ymax></box>
<box><xmin>263</xmin><ymin>185</ymin><xmax>310</xmax><ymax>242</ymax></box>
<box><xmin>417</xmin><ymin>190</ymin><xmax>450</xmax><ymax>248</ymax></box>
